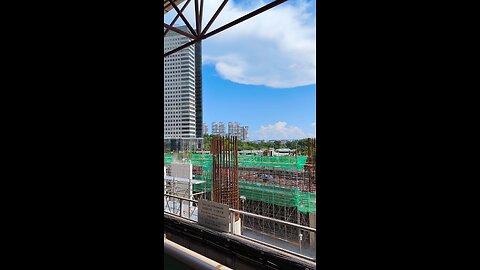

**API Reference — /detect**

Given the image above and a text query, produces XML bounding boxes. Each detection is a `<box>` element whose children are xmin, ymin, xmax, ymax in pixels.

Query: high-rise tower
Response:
<box><xmin>195</xmin><ymin>42</ymin><xmax>203</xmax><ymax>138</ymax></box>
<box><xmin>164</xmin><ymin>26</ymin><xmax>202</xmax><ymax>150</ymax></box>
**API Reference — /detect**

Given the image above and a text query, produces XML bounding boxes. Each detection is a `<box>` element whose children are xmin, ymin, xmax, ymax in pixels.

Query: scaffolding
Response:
<box><xmin>165</xmin><ymin>154</ymin><xmax>315</xmax><ymax>192</ymax></box>
<box><xmin>164</xmin><ymin>153</ymin><xmax>316</xmax><ymax>210</ymax></box>
<box><xmin>241</xmin><ymin>199</ymin><xmax>312</xmax><ymax>244</ymax></box>
<box><xmin>164</xmin><ymin>153</ymin><xmax>307</xmax><ymax>171</ymax></box>
<box><xmin>164</xmin><ymin>147</ymin><xmax>316</xmax><ymax>246</ymax></box>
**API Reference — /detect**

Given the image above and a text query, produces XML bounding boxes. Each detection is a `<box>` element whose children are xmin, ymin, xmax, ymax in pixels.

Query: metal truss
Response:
<box><xmin>164</xmin><ymin>0</ymin><xmax>287</xmax><ymax>57</ymax></box>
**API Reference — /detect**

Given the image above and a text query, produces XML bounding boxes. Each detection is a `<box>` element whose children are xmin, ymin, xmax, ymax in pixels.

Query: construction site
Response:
<box><xmin>164</xmin><ymin>1</ymin><xmax>315</xmax><ymax>268</ymax></box>
<box><xmin>164</xmin><ymin>136</ymin><xmax>317</xmax><ymax>260</ymax></box>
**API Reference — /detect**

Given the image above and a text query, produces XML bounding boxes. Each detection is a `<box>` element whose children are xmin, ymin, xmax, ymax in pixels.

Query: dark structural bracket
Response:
<box><xmin>164</xmin><ymin>0</ymin><xmax>287</xmax><ymax>57</ymax></box>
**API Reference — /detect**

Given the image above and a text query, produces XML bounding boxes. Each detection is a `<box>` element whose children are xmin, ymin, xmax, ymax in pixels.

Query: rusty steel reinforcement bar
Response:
<box><xmin>211</xmin><ymin>136</ymin><xmax>239</xmax><ymax>216</ymax></box>
<box><xmin>304</xmin><ymin>138</ymin><xmax>316</xmax><ymax>192</ymax></box>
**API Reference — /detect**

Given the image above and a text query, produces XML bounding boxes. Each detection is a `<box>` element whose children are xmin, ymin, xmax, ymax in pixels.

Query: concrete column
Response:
<box><xmin>230</xmin><ymin>218</ymin><xmax>242</xmax><ymax>235</ymax></box>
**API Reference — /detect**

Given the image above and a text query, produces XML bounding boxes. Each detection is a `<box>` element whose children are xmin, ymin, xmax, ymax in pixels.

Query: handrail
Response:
<box><xmin>230</xmin><ymin>208</ymin><xmax>316</xmax><ymax>233</ymax></box>
<box><xmin>164</xmin><ymin>194</ymin><xmax>315</xmax><ymax>233</ymax></box>
<box><xmin>165</xmin><ymin>193</ymin><xmax>198</xmax><ymax>203</ymax></box>
<box><xmin>164</xmin><ymin>194</ymin><xmax>316</xmax><ymax>261</ymax></box>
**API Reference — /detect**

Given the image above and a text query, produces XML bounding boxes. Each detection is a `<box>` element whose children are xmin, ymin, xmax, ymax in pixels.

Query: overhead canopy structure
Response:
<box><xmin>163</xmin><ymin>0</ymin><xmax>287</xmax><ymax>57</ymax></box>
<box><xmin>164</xmin><ymin>0</ymin><xmax>185</xmax><ymax>14</ymax></box>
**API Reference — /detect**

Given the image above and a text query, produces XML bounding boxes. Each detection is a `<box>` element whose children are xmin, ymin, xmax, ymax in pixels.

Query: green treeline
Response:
<box><xmin>202</xmin><ymin>135</ymin><xmax>312</xmax><ymax>155</ymax></box>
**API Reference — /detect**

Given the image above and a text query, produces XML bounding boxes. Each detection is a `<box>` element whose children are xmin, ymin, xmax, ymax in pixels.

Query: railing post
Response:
<box><xmin>299</xmin><ymin>231</ymin><xmax>303</xmax><ymax>254</ymax></box>
<box><xmin>230</xmin><ymin>211</ymin><xmax>235</xmax><ymax>235</ymax></box>
<box><xmin>179</xmin><ymin>198</ymin><xmax>183</xmax><ymax>218</ymax></box>
<box><xmin>173</xmin><ymin>195</ymin><xmax>176</xmax><ymax>215</ymax></box>
<box><xmin>163</xmin><ymin>194</ymin><xmax>316</xmax><ymax>261</ymax></box>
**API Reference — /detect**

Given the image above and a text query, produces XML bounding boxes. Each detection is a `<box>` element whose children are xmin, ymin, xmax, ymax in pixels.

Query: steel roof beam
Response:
<box><xmin>168</xmin><ymin>0</ymin><xmax>197</xmax><ymax>37</ymax></box>
<box><xmin>163</xmin><ymin>23</ymin><xmax>196</xmax><ymax>39</ymax></box>
<box><xmin>164</xmin><ymin>0</ymin><xmax>287</xmax><ymax>58</ymax></box>
<box><xmin>164</xmin><ymin>0</ymin><xmax>191</xmax><ymax>37</ymax></box>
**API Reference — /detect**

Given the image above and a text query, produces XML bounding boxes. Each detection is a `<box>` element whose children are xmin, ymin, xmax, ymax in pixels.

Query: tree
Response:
<box><xmin>274</xmin><ymin>140</ymin><xmax>281</xmax><ymax>149</ymax></box>
<box><xmin>203</xmin><ymin>135</ymin><xmax>212</xmax><ymax>151</ymax></box>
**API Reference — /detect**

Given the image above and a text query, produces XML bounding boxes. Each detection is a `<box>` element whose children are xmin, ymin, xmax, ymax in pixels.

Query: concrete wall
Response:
<box><xmin>170</xmin><ymin>163</ymin><xmax>193</xmax><ymax>179</ymax></box>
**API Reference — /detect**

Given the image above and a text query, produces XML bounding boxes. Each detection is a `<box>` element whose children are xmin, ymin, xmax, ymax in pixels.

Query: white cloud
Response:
<box><xmin>165</xmin><ymin>0</ymin><xmax>316</xmax><ymax>88</ymax></box>
<box><xmin>255</xmin><ymin>121</ymin><xmax>314</xmax><ymax>140</ymax></box>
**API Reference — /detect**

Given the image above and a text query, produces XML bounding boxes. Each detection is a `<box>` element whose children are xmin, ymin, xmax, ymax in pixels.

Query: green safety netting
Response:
<box><xmin>238</xmin><ymin>180</ymin><xmax>316</xmax><ymax>213</ymax></box>
<box><xmin>164</xmin><ymin>153</ymin><xmax>307</xmax><ymax>170</ymax></box>
<box><xmin>238</xmin><ymin>155</ymin><xmax>307</xmax><ymax>170</ymax></box>
<box><xmin>189</xmin><ymin>179</ymin><xmax>315</xmax><ymax>213</ymax></box>
<box><xmin>164</xmin><ymin>154</ymin><xmax>172</xmax><ymax>164</ymax></box>
<box><xmin>164</xmin><ymin>153</ymin><xmax>316</xmax><ymax>213</ymax></box>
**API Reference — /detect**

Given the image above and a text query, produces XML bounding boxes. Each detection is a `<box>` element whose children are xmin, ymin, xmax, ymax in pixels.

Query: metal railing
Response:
<box><xmin>164</xmin><ymin>193</ymin><xmax>199</xmax><ymax>220</ymax></box>
<box><xmin>164</xmin><ymin>193</ymin><xmax>316</xmax><ymax>262</ymax></box>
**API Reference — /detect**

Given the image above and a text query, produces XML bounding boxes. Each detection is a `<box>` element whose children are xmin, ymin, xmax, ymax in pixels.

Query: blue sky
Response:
<box><xmin>202</xmin><ymin>65</ymin><xmax>316</xmax><ymax>140</ymax></box>
<box><xmin>165</xmin><ymin>0</ymin><xmax>316</xmax><ymax>140</ymax></box>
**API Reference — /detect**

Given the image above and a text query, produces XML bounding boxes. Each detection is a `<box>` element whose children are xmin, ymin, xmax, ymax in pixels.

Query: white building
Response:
<box><xmin>274</xmin><ymin>148</ymin><xmax>295</xmax><ymax>156</ymax></box>
<box><xmin>202</xmin><ymin>123</ymin><xmax>208</xmax><ymax>136</ymax></box>
<box><xmin>228</xmin><ymin>122</ymin><xmax>240</xmax><ymax>137</ymax></box>
<box><xmin>229</xmin><ymin>122</ymin><xmax>248</xmax><ymax>142</ymax></box>
<box><xmin>241</xmin><ymin>126</ymin><xmax>249</xmax><ymax>142</ymax></box>
<box><xmin>238</xmin><ymin>150</ymin><xmax>263</xmax><ymax>156</ymax></box>
<box><xmin>211</xmin><ymin>122</ymin><xmax>219</xmax><ymax>135</ymax></box>
<box><xmin>219</xmin><ymin>122</ymin><xmax>226</xmax><ymax>136</ymax></box>
<box><xmin>212</xmin><ymin>121</ymin><xmax>248</xmax><ymax>141</ymax></box>
<box><xmin>164</xmin><ymin>26</ymin><xmax>196</xmax><ymax>139</ymax></box>
<box><xmin>212</xmin><ymin>122</ymin><xmax>226</xmax><ymax>136</ymax></box>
